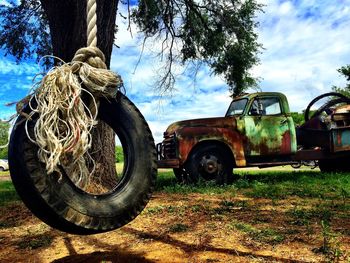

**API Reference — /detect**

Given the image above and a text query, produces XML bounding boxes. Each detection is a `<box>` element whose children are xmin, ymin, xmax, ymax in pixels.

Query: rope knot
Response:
<box><xmin>70</xmin><ymin>46</ymin><xmax>122</xmax><ymax>98</ymax></box>
<box><xmin>72</xmin><ymin>46</ymin><xmax>107</xmax><ymax>69</ymax></box>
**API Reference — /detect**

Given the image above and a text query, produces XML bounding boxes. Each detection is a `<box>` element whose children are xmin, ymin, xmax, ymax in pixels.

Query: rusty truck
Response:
<box><xmin>156</xmin><ymin>92</ymin><xmax>350</xmax><ymax>183</ymax></box>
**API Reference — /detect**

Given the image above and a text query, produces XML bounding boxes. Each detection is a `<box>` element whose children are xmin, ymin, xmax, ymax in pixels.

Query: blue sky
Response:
<box><xmin>0</xmin><ymin>0</ymin><xmax>350</xmax><ymax>143</ymax></box>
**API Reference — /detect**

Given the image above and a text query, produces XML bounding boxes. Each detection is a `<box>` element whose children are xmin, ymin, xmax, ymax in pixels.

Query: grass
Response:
<box><xmin>0</xmin><ymin>181</ymin><xmax>19</xmax><ymax>205</ymax></box>
<box><xmin>155</xmin><ymin>171</ymin><xmax>238</xmax><ymax>195</ymax></box>
<box><xmin>168</xmin><ymin>223</ymin><xmax>190</xmax><ymax>233</ymax></box>
<box><xmin>16</xmin><ymin>233</ymin><xmax>53</xmax><ymax>250</ymax></box>
<box><xmin>0</xmin><ymin>170</ymin><xmax>9</xmax><ymax>177</ymax></box>
<box><xmin>229</xmin><ymin>220</ymin><xmax>285</xmax><ymax>245</ymax></box>
<box><xmin>1</xmin><ymin>168</ymin><xmax>349</xmax><ymax>205</ymax></box>
<box><xmin>156</xmin><ymin>169</ymin><xmax>350</xmax><ymax>201</ymax></box>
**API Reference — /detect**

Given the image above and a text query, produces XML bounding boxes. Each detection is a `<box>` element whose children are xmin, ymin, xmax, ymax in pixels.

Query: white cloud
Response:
<box><xmin>1</xmin><ymin>0</ymin><xmax>350</xmax><ymax>143</ymax></box>
<box><xmin>252</xmin><ymin>0</ymin><xmax>350</xmax><ymax>112</ymax></box>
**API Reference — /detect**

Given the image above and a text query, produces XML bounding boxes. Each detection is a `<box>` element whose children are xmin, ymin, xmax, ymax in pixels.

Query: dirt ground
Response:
<box><xmin>0</xmin><ymin>184</ymin><xmax>349</xmax><ymax>263</ymax></box>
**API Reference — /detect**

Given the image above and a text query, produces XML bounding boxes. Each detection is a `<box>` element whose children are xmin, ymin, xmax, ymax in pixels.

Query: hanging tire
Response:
<box><xmin>9</xmin><ymin>93</ymin><xmax>157</xmax><ymax>235</ymax></box>
<box><xmin>185</xmin><ymin>144</ymin><xmax>233</xmax><ymax>184</ymax></box>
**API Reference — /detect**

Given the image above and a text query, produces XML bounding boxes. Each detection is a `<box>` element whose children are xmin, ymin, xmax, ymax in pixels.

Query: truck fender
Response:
<box><xmin>177</xmin><ymin>127</ymin><xmax>246</xmax><ymax>167</ymax></box>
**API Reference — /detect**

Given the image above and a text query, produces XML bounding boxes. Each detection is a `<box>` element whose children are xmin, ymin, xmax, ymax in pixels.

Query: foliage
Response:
<box><xmin>132</xmin><ymin>0</ymin><xmax>263</xmax><ymax>95</ymax></box>
<box><xmin>0</xmin><ymin>0</ymin><xmax>263</xmax><ymax>95</ymax></box>
<box><xmin>0</xmin><ymin>122</ymin><xmax>9</xmax><ymax>159</ymax></box>
<box><xmin>290</xmin><ymin>112</ymin><xmax>304</xmax><ymax>126</ymax></box>
<box><xmin>115</xmin><ymin>145</ymin><xmax>124</xmax><ymax>163</ymax></box>
<box><xmin>0</xmin><ymin>0</ymin><xmax>51</xmax><ymax>67</ymax></box>
<box><xmin>332</xmin><ymin>65</ymin><xmax>350</xmax><ymax>97</ymax></box>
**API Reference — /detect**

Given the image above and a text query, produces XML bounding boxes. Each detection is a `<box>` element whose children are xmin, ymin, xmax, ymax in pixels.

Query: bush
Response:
<box><xmin>115</xmin><ymin>145</ymin><xmax>124</xmax><ymax>163</ymax></box>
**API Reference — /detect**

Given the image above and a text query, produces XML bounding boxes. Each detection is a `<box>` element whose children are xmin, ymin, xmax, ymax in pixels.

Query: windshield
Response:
<box><xmin>226</xmin><ymin>98</ymin><xmax>248</xmax><ymax>116</ymax></box>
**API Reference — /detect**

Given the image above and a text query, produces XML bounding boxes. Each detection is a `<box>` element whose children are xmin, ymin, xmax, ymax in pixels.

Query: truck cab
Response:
<box><xmin>157</xmin><ymin>92</ymin><xmax>296</xmax><ymax>182</ymax></box>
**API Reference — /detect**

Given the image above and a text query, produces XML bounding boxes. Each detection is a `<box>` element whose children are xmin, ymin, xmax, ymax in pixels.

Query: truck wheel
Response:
<box><xmin>319</xmin><ymin>158</ymin><xmax>350</xmax><ymax>173</ymax></box>
<box><xmin>185</xmin><ymin>144</ymin><xmax>233</xmax><ymax>184</ymax></box>
<box><xmin>173</xmin><ymin>167</ymin><xmax>186</xmax><ymax>183</ymax></box>
<box><xmin>0</xmin><ymin>167</ymin><xmax>4</xmax><ymax>172</ymax></box>
<box><xmin>173</xmin><ymin>167</ymin><xmax>195</xmax><ymax>184</ymax></box>
<box><xmin>9</xmin><ymin>94</ymin><xmax>157</xmax><ymax>235</ymax></box>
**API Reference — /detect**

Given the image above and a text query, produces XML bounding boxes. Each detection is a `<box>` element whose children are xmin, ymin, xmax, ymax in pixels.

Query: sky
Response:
<box><xmin>0</xmin><ymin>0</ymin><xmax>350</xmax><ymax>143</ymax></box>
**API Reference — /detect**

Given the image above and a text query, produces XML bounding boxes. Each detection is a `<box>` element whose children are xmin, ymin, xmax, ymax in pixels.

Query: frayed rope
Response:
<box><xmin>14</xmin><ymin>46</ymin><xmax>122</xmax><ymax>187</ymax></box>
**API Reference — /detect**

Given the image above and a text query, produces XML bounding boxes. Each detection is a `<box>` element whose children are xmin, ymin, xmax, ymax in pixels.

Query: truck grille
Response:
<box><xmin>157</xmin><ymin>132</ymin><xmax>177</xmax><ymax>160</ymax></box>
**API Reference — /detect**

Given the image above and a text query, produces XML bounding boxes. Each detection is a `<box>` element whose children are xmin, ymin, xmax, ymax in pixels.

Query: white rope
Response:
<box><xmin>87</xmin><ymin>0</ymin><xmax>97</xmax><ymax>47</ymax></box>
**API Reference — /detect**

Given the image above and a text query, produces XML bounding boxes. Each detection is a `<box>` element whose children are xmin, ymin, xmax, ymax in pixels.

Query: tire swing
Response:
<box><xmin>8</xmin><ymin>0</ymin><xmax>156</xmax><ymax>235</ymax></box>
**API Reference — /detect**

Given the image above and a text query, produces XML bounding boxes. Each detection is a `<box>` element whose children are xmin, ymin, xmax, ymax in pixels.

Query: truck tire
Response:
<box><xmin>173</xmin><ymin>167</ymin><xmax>186</xmax><ymax>183</ymax></box>
<box><xmin>0</xmin><ymin>167</ymin><xmax>4</xmax><ymax>172</ymax></box>
<box><xmin>185</xmin><ymin>144</ymin><xmax>233</xmax><ymax>184</ymax></box>
<box><xmin>319</xmin><ymin>157</ymin><xmax>350</xmax><ymax>173</ymax></box>
<box><xmin>9</xmin><ymin>94</ymin><xmax>157</xmax><ymax>235</ymax></box>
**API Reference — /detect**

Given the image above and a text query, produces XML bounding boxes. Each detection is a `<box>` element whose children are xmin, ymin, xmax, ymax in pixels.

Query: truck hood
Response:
<box><xmin>165</xmin><ymin>117</ymin><xmax>236</xmax><ymax>134</ymax></box>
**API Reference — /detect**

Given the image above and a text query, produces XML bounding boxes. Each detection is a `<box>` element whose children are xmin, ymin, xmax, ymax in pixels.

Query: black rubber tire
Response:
<box><xmin>173</xmin><ymin>167</ymin><xmax>193</xmax><ymax>184</ymax></box>
<box><xmin>319</xmin><ymin>157</ymin><xmax>350</xmax><ymax>173</ymax></box>
<box><xmin>9</xmin><ymin>93</ymin><xmax>157</xmax><ymax>235</ymax></box>
<box><xmin>0</xmin><ymin>167</ymin><xmax>4</xmax><ymax>172</ymax></box>
<box><xmin>173</xmin><ymin>167</ymin><xmax>185</xmax><ymax>182</ymax></box>
<box><xmin>185</xmin><ymin>144</ymin><xmax>233</xmax><ymax>184</ymax></box>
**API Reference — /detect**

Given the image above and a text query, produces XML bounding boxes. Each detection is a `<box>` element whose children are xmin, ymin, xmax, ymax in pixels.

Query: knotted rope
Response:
<box><xmin>15</xmin><ymin>0</ymin><xmax>122</xmax><ymax>187</ymax></box>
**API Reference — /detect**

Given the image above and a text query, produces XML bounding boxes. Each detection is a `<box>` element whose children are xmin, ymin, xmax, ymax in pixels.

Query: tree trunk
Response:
<box><xmin>40</xmin><ymin>0</ymin><xmax>119</xmax><ymax>191</ymax></box>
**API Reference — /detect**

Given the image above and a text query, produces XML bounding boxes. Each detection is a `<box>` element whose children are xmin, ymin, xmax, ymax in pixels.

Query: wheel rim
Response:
<box><xmin>198</xmin><ymin>153</ymin><xmax>223</xmax><ymax>180</ymax></box>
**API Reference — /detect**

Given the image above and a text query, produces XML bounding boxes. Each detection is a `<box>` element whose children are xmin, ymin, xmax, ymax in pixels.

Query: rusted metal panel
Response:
<box><xmin>176</xmin><ymin>121</ymin><xmax>247</xmax><ymax>167</ymax></box>
<box><xmin>331</xmin><ymin>127</ymin><xmax>350</xmax><ymax>152</ymax></box>
<box><xmin>292</xmin><ymin>148</ymin><xmax>327</xmax><ymax>160</ymax></box>
<box><xmin>157</xmin><ymin>159</ymin><xmax>180</xmax><ymax>168</ymax></box>
<box><xmin>243</xmin><ymin>115</ymin><xmax>295</xmax><ymax>156</ymax></box>
<box><xmin>161</xmin><ymin>116</ymin><xmax>247</xmax><ymax>167</ymax></box>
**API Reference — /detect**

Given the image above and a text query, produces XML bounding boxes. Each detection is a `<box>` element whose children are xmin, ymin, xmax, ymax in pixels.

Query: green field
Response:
<box><xmin>1</xmin><ymin>168</ymin><xmax>349</xmax><ymax>206</ymax></box>
<box><xmin>156</xmin><ymin>169</ymin><xmax>350</xmax><ymax>199</ymax></box>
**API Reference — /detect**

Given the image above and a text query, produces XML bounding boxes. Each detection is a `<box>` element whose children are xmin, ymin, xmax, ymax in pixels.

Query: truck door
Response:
<box><xmin>243</xmin><ymin>96</ymin><xmax>296</xmax><ymax>157</ymax></box>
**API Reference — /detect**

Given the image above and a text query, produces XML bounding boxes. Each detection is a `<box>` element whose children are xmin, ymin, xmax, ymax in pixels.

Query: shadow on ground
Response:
<box><xmin>51</xmin><ymin>236</ymin><xmax>152</xmax><ymax>263</ymax></box>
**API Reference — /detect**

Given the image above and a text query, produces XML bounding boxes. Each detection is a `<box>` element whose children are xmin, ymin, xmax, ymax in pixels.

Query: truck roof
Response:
<box><xmin>231</xmin><ymin>92</ymin><xmax>290</xmax><ymax>114</ymax></box>
<box><xmin>233</xmin><ymin>92</ymin><xmax>286</xmax><ymax>100</ymax></box>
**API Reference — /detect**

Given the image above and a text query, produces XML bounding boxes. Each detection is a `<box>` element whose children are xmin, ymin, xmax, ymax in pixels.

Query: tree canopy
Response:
<box><xmin>332</xmin><ymin>65</ymin><xmax>350</xmax><ymax>97</ymax></box>
<box><xmin>0</xmin><ymin>0</ymin><xmax>263</xmax><ymax>96</ymax></box>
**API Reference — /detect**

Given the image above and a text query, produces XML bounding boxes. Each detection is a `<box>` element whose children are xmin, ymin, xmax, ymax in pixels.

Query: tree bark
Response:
<box><xmin>40</xmin><ymin>0</ymin><xmax>118</xmax><ymax>66</ymax></box>
<box><xmin>40</xmin><ymin>0</ymin><xmax>119</xmax><ymax>190</ymax></box>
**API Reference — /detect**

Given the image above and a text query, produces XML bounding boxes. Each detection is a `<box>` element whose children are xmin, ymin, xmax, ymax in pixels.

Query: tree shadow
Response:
<box><xmin>121</xmin><ymin>227</ymin><xmax>312</xmax><ymax>263</ymax></box>
<box><xmin>52</xmin><ymin>251</ymin><xmax>152</xmax><ymax>263</ymax></box>
<box><xmin>52</xmin><ymin>235</ymin><xmax>153</xmax><ymax>263</ymax></box>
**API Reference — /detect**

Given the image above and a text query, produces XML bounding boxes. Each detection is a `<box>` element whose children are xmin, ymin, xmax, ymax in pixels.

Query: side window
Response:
<box><xmin>249</xmin><ymin>97</ymin><xmax>282</xmax><ymax>116</ymax></box>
